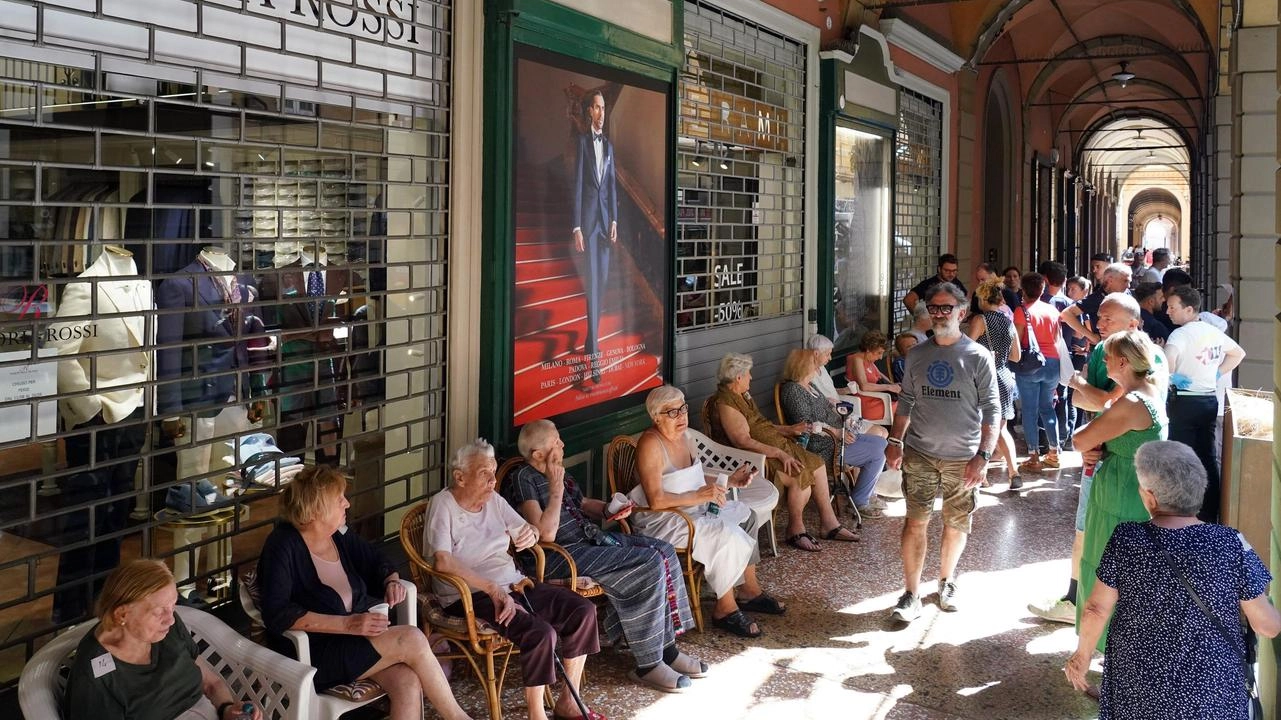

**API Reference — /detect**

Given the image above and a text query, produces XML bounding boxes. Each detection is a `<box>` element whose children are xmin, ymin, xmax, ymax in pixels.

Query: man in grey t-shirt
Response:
<box><xmin>885</xmin><ymin>283</ymin><xmax>999</xmax><ymax>623</ymax></box>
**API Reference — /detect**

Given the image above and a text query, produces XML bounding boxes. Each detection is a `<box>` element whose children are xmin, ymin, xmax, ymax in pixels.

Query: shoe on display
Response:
<box><xmin>1028</xmin><ymin>598</ymin><xmax>1077</xmax><ymax>624</ymax></box>
<box><xmin>890</xmin><ymin>591</ymin><xmax>921</xmax><ymax>623</ymax></box>
<box><xmin>937</xmin><ymin>580</ymin><xmax>959</xmax><ymax>612</ymax></box>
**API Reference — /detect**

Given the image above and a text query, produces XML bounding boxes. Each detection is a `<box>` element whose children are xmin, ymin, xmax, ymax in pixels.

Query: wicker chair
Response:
<box><xmin>605</xmin><ymin>434</ymin><xmax>705</xmax><ymax>630</ymax></box>
<box><xmin>401</xmin><ymin>499</ymin><xmax>551</xmax><ymax>720</ymax></box>
<box><xmin>494</xmin><ymin>457</ymin><xmax>606</xmax><ymax>602</ymax></box>
<box><xmin>20</xmin><ymin>607</ymin><xmax>316</xmax><ymax>720</ymax></box>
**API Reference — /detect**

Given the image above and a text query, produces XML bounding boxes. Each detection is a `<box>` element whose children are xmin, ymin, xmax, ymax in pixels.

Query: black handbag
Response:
<box><xmin>1144</xmin><ymin>523</ymin><xmax>1265</xmax><ymax>719</ymax></box>
<box><xmin>1010</xmin><ymin>306</ymin><xmax>1046</xmax><ymax>374</ymax></box>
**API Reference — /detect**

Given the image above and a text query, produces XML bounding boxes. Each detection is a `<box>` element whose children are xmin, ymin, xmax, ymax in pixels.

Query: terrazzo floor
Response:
<box><xmin>431</xmin><ymin>454</ymin><xmax>1103</xmax><ymax>720</ymax></box>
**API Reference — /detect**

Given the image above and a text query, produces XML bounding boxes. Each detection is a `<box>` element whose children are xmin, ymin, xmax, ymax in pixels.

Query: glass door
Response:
<box><xmin>830</xmin><ymin>121</ymin><xmax>892</xmax><ymax>355</ymax></box>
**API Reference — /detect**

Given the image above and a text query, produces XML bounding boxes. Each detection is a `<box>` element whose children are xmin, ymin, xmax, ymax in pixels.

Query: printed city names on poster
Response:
<box><xmin>510</xmin><ymin>46</ymin><xmax>671</xmax><ymax>428</ymax></box>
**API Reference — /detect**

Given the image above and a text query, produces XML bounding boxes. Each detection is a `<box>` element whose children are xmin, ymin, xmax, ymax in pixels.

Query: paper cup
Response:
<box><xmin>369</xmin><ymin>603</ymin><xmax>390</xmax><ymax>617</ymax></box>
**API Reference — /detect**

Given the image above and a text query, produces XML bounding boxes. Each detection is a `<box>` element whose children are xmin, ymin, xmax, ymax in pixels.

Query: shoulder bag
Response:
<box><xmin>1010</xmin><ymin>305</ymin><xmax>1046</xmax><ymax>375</ymax></box>
<box><xmin>1144</xmin><ymin>523</ymin><xmax>1264</xmax><ymax>720</ymax></box>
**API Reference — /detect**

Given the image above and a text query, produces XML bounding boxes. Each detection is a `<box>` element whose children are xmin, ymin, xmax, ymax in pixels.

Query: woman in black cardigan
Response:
<box><xmin>258</xmin><ymin>466</ymin><xmax>472</xmax><ymax>720</ymax></box>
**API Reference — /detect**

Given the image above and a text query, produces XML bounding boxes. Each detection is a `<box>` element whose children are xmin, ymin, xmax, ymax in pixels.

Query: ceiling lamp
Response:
<box><xmin>1112</xmin><ymin>62</ymin><xmax>1136</xmax><ymax>88</ymax></box>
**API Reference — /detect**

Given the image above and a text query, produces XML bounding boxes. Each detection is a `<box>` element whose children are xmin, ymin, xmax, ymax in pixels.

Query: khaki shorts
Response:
<box><xmin>902</xmin><ymin>447</ymin><xmax>978</xmax><ymax>533</ymax></box>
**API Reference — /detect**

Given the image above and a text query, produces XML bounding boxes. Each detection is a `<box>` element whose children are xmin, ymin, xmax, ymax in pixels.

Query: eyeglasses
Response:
<box><xmin>925</xmin><ymin>304</ymin><xmax>957</xmax><ymax>315</ymax></box>
<box><xmin>661</xmin><ymin>403</ymin><xmax>689</xmax><ymax>419</ymax></box>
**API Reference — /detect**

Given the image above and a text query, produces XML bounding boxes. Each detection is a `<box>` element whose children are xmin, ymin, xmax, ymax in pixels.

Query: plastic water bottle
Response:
<box><xmin>707</xmin><ymin>473</ymin><xmax>727</xmax><ymax>515</ymax></box>
<box><xmin>797</xmin><ymin>431</ymin><xmax>810</xmax><ymax>449</ymax></box>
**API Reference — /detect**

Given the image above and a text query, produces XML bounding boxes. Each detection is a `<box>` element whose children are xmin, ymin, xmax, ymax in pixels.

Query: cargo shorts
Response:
<box><xmin>902</xmin><ymin>446</ymin><xmax>978</xmax><ymax>533</ymax></box>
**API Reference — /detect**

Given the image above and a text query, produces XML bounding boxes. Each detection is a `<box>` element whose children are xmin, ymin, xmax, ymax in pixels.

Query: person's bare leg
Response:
<box><xmin>939</xmin><ymin>525</ymin><xmax>969</xmax><ymax>582</ymax></box>
<box><xmin>363</xmin><ymin>626</ymin><xmax>471</xmax><ymax>720</ymax></box>
<box><xmin>901</xmin><ymin>517</ymin><xmax>929</xmax><ymax>596</ymax></box>
<box><xmin>996</xmin><ymin>421</ymin><xmax>1018</xmax><ymax>480</ymax></box>
<box><xmin>552</xmin><ymin>655</ymin><xmax>588</xmax><ymax>717</ymax></box>
<box><xmin>737</xmin><ymin>565</ymin><xmax>762</xmax><ymax>598</ymax></box>
<box><xmin>784</xmin><ymin>480</ymin><xmax>813</xmax><ymax>536</ymax></box>
<box><xmin>810</xmin><ymin>467</ymin><xmax>845</xmax><ymax>532</ymax></box>
<box><xmin>368</xmin><ymin>663</ymin><xmax>423</xmax><ymax>720</ymax></box>
<box><xmin>713</xmin><ymin>591</ymin><xmax>740</xmax><ymax>618</ymax></box>
<box><xmin>524</xmin><ymin>685</ymin><xmax>550</xmax><ymax>720</ymax></box>
<box><xmin>1071</xmin><ymin>530</ymin><xmax>1084</xmax><ymax>583</ymax></box>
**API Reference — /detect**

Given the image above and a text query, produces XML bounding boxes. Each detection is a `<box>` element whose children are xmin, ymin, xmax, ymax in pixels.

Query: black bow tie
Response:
<box><xmin>593</xmin><ymin>133</ymin><xmax>603</xmax><ymax>142</ymax></box>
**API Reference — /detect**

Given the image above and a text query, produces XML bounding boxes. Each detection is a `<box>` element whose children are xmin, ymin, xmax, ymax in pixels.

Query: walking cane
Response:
<box><xmin>835</xmin><ymin>409</ymin><xmax>863</xmax><ymax>529</ymax></box>
<box><xmin>510</xmin><ymin>577</ymin><xmax>592</xmax><ymax>719</ymax></box>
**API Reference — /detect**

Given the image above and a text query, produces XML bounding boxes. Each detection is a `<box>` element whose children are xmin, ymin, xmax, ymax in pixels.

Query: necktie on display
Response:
<box><xmin>306</xmin><ymin>267</ymin><xmax>324</xmax><ymax>318</ymax></box>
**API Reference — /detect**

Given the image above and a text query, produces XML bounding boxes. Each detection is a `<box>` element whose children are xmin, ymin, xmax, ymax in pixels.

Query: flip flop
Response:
<box><xmin>711</xmin><ymin>609</ymin><xmax>761</xmax><ymax>638</ymax></box>
<box><xmin>822</xmin><ymin>525</ymin><xmax>860</xmax><ymax>542</ymax></box>
<box><xmin>785</xmin><ymin>532</ymin><xmax>820</xmax><ymax>552</ymax></box>
<box><xmin>552</xmin><ymin>712</ymin><xmax>608</xmax><ymax>720</ymax></box>
<box><xmin>738</xmin><ymin>592</ymin><xmax>786</xmax><ymax>615</ymax></box>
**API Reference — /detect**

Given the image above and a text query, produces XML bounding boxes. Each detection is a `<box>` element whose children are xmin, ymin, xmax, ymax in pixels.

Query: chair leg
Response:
<box><xmin>686</xmin><ymin>568</ymin><xmax>704</xmax><ymax>632</ymax></box>
<box><xmin>767</xmin><ymin>510</ymin><xmax>779</xmax><ymax>558</ymax></box>
<box><xmin>485</xmin><ymin>650</ymin><xmax>503</xmax><ymax>720</ymax></box>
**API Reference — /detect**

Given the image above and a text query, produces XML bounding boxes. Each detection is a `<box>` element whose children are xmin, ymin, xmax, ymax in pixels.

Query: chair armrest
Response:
<box><xmin>283</xmin><ymin>630</ymin><xmax>311</xmax><ymax>666</ymax></box>
<box><xmin>537</xmin><ymin>542</ymin><xmax>580</xmax><ymax>588</ymax></box>
<box><xmin>630</xmin><ymin>506</ymin><xmax>697</xmax><ymax>551</ymax></box>
<box><xmin>392</xmin><ymin>578</ymin><xmax>417</xmax><ymax>627</ymax></box>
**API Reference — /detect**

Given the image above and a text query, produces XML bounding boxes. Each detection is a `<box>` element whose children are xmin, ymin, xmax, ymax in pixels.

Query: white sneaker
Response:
<box><xmin>869</xmin><ymin>495</ymin><xmax>888</xmax><ymax>510</ymax></box>
<box><xmin>1028</xmin><ymin>598</ymin><xmax>1077</xmax><ymax>624</ymax></box>
<box><xmin>937</xmin><ymin>580</ymin><xmax>959</xmax><ymax>612</ymax></box>
<box><xmin>890</xmin><ymin>591</ymin><xmax>921</xmax><ymax>622</ymax></box>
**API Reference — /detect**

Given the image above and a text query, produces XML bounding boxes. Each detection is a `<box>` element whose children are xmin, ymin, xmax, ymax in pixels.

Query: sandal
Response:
<box><xmin>553</xmin><ymin>712</ymin><xmax>608</xmax><ymax>720</ymax></box>
<box><xmin>669</xmin><ymin>651</ymin><xmax>708</xmax><ymax>678</ymax></box>
<box><xmin>629</xmin><ymin>664</ymin><xmax>690</xmax><ymax>693</ymax></box>
<box><xmin>738</xmin><ymin>592</ymin><xmax>786</xmax><ymax>615</ymax></box>
<box><xmin>1018</xmin><ymin>459</ymin><xmax>1044</xmax><ymax>473</ymax></box>
<box><xmin>822</xmin><ymin>525</ymin><xmax>859</xmax><ymax>542</ymax></box>
<box><xmin>785</xmin><ymin>532</ymin><xmax>821</xmax><ymax>552</ymax></box>
<box><xmin>711</xmin><ymin>609</ymin><xmax>761</xmax><ymax>638</ymax></box>
<box><xmin>1043</xmin><ymin>454</ymin><xmax>1061</xmax><ymax>469</ymax></box>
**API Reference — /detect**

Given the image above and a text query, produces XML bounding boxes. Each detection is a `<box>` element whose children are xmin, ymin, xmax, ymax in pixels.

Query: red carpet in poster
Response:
<box><xmin>512</xmin><ymin>176</ymin><xmax>662</xmax><ymax>425</ymax></box>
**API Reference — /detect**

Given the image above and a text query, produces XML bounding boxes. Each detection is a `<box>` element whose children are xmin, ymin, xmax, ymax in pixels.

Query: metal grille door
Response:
<box><xmin>893</xmin><ymin>88</ymin><xmax>943</xmax><ymax>330</ymax></box>
<box><xmin>676</xmin><ymin>0</ymin><xmax>807</xmax><ymax>332</ymax></box>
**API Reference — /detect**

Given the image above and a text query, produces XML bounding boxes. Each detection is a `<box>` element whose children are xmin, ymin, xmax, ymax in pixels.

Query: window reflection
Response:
<box><xmin>831</xmin><ymin>124</ymin><xmax>890</xmax><ymax>355</ymax></box>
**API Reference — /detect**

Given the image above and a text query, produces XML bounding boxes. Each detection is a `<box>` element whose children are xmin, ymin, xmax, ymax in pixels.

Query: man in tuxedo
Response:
<box><xmin>571</xmin><ymin>89</ymin><xmax>617</xmax><ymax>383</ymax></box>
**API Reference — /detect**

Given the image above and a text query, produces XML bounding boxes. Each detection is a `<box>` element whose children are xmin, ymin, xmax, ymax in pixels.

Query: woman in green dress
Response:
<box><xmin>1073</xmin><ymin>330</ymin><xmax>1167</xmax><ymax>650</ymax></box>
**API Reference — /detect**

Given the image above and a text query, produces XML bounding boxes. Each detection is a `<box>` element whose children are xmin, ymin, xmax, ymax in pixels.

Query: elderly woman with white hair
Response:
<box><xmin>1065</xmin><ymin>440</ymin><xmax>1280</xmax><ymax>718</ymax></box>
<box><xmin>505</xmin><ymin>419</ymin><xmax>706</xmax><ymax>693</ymax></box>
<box><xmin>633</xmin><ymin>384</ymin><xmax>782</xmax><ymax>638</ymax></box>
<box><xmin>425</xmin><ymin>439</ymin><xmax>606</xmax><ymax>720</ymax></box>
<box><xmin>707</xmin><ymin>352</ymin><xmax>858</xmax><ymax>552</ymax></box>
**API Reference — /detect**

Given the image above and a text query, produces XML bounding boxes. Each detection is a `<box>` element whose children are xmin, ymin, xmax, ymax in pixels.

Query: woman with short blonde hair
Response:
<box><xmin>259</xmin><ymin>465</ymin><xmax>472</xmax><ymax>720</ymax></box>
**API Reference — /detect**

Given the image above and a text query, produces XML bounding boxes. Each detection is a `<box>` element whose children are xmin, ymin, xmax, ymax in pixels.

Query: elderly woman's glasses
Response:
<box><xmin>661</xmin><ymin>403</ymin><xmax>689</xmax><ymax>419</ymax></box>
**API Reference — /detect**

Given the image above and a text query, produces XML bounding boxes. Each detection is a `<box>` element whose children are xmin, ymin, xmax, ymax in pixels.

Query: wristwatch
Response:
<box><xmin>976</xmin><ymin>449</ymin><xmax>992</xmax><ymax>461</ymax></box>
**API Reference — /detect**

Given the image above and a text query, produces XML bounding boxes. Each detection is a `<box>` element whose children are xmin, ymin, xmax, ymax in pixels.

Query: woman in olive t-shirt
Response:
<box><xmin>63</xmin><ymin>560</ymin><xmax>261</xmax><ymax>720</ymax></box>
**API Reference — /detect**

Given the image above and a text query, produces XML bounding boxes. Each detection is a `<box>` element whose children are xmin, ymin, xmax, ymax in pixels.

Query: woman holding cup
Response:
<box><xmin>258</xmin><ymin>466</ymin><xmax>472</xmax><ymax>720</ymax></box>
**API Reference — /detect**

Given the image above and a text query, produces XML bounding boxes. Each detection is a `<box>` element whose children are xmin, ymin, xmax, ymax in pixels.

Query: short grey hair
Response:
<box><xmin>924</xmin><ymin>282</ymin><xmax>966</xmax><ymax>306</ymax></box>
<box><xmin>645</xmin><ymin>384</ymin><xmax>686</xmax><ymax>421</ymax></box>
<box><xmin>716</xmin><ymin>353</ymin><xmax>753</xmax><ymax>386</ymax></box>
<box><xmin>450</xmin><ymin>438</ymin><xmax>495</xmax><ymax>480</ymax></box>
<box><xmin>1135</xmin><ymin>441</ymin><xmax>1206</xmax><ymax>516</ymax></box>
<box><xmin>1103</xmin><ymin>263</ymin><xmax>1133</xmax><ymax>281</ymax></box>
<box><xmin>912</xmin><ymin>301</ymin><xmax>930</xmax><ymax>320</ymax></box>
<box><xmin>806</xmin><ymin>334</ymin><xmax>834</xmax><ymax>351</ymax></box>
<box><xmin>517</xmin><ymin>420</ymin><xmax>557</xmax><ymax>460</ymax></box>
<box><xmin>1100</xmin><ymin>292</ymin><xmax>1141</xmax><ymax>320</ymax></box>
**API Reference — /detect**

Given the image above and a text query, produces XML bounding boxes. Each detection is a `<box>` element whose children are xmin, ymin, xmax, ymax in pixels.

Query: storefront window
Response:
<box><xmin>676</xmin><ymin>0</ymin><xmax>806</xmax><ymax>331</ymax></box>
<box><xmin>831</xmin><ymin>123</ymin><xmax>891</xmax><ymax>354</ymax></box>
<box><xmin>0</xmin><ymin>1</ymin><xmax>451</xmax><ymax>683</ymax></box>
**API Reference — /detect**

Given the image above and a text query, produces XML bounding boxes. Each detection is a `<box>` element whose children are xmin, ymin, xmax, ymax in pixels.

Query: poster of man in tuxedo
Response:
<box><xmin>511</xmin><ymin>46</ymin><xmax>670</xmax><ymax>427</ymax></box>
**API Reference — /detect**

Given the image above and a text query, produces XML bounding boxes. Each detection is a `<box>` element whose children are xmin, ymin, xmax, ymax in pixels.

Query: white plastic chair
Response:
<box><xmin>239</xmin><ymin>569</ymin><xmax>418</xmax><ymax>720</ymax></box>
<box><xmin>19</xmin><ymin>606</ymin><xmax>316</xmax><ymax>720</ymax></box>
<box><xmin>686</xmin><ymin>428</ymin><xmax>779</xmax><ymax>557</ymax></box>
<box><xmin>847</xmin><ymin>382</ymin><xmax>895</xmax><ymax>426</ymax></box>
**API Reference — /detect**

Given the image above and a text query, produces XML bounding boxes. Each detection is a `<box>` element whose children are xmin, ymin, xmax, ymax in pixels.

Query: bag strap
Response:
<box><xmin>1019</xmin><ymin>306</ymin><xmax>1041</xmax><ymax>353</ymax></box>
<box><xmin>1143</xmin><ymin>522</ymin><xmax>1256</xmax><ymax>695</ymax></box>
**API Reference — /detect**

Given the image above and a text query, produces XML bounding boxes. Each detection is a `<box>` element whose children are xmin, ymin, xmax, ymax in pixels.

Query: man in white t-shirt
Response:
<box><xmin>1164</xmin><ymin>286</ymin><xmax>1245</xmax><ymax>522</ymax></box>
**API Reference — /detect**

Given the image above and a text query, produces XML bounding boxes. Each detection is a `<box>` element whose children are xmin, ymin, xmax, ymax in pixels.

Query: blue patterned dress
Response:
<box><xmin>504</xmin><ymin>464</ymin><xmax>694</xmax><ymax>667</ymax></box>
<box><xmin>1096</xmin><ymin>522</ymin><xmax>1272</xmax><ymax>719</ymax></box>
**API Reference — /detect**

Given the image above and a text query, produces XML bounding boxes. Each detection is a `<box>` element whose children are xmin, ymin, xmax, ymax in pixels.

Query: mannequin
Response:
<box><xmin>156</xmin><ymin>246</ymin><xmax>263</xmax><ymax>484</ymax></box>
<box><xmin>258</xmin><ymin>246</ymin><xmax>349</xmax><ymax>464</ymax></box>
<box><xmin>46</xmin><ymin>244</ymin><xmax>153</xmax><ymax>622</ymax></box>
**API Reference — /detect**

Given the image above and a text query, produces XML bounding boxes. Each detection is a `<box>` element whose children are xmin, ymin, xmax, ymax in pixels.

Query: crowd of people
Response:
<box><xmin>57</xmin><ymin>249</ymin><xmax>1280</xmax><ymax>720</ymax></box>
